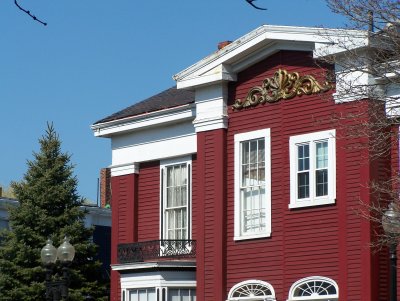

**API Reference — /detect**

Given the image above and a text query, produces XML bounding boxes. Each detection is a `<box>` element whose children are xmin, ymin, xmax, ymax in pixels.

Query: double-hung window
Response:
<box><xmin>234</xmin><ymin>129</ymin><xmax>271</xmax><ymax>240</ymax></box>
<box><xmin>160</xmin><ymin>157</ymin><xmax>191</xmax><ymax>242</ymax></box>
<box><xmin>289</xmin><ymin>129</ymin><xmax>336</xmax><ymax>209</ymax></box>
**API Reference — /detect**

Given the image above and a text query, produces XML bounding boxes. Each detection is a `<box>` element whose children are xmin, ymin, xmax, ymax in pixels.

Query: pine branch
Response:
<box><xmin>14</xmin><ymin>0</ymin><xmax>47</xmax><ymax>26</ymax></box>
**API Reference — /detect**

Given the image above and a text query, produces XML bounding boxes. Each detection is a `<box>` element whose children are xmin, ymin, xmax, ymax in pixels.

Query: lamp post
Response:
<box><xmin>382</xmin><ymin>202</ymin><xmax>400</xmax><ymax>301</ymax></box>
<box><xmin>41</xmin><ymin>237</ymin><xmax>75</xmax><ymax>301</ymax></box>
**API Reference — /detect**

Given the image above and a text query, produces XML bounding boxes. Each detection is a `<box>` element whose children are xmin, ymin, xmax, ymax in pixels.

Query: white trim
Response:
<box><xmin>160</xmin><ymin>156</ymin><xmax>192</xmax><ymax>241</ymax></box>
<box><xmin>289</xmin><ymin>129</ymin><xmax>336</xmax><ymax>209</ymax></box>
<box><xmin>111</xmin><ymin>123</ymin><xmax>196</xmax><ymax>166</ymax></box>
<box><xmin>227</xmin><ymin>279</ymin><xmax>276</xmax><ymax>301</ymax></box>
<box><xmin>110</xmin><ymin>162</ymin><xmax>139</xmax><ymax>177</ymax></box>
<box><xmin>111</xmin><ymin>261</ymin><xmax>196</xmax><ymax>271</ymax></box>
<box><xmin>287</xmin><ymin>276</ymin><xmax>339</xmax><ymax>301</ymax></box>
<box><xmin>234</xmin><ymin>129</ymin><xmax>271</xmax><ymax>241</ymax></box>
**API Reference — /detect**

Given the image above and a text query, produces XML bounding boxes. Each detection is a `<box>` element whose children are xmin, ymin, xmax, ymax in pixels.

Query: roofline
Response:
<box><xmin>91</xmin><ymin>103</ymin><xmax>196</xmax><ymax>138</ymax></box>
<box><xmin>173</xmin><ymin>24</ymin><xmax>367</xmax><ymax>82</ymax></box>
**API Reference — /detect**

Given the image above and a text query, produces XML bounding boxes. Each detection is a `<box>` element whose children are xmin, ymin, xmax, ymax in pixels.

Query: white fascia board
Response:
<box><xmin>111</xmin><ymin>134</ymin><xmax>196</xmax><ymax>166</ymax></box>
<box><xmin>111</xmin><ymin>119</ymin><xmax>196</xmax><ymax>165</ymax></box>
<box><xmin>174</xmin><ymin>25</ymin><xmax>366</xmax><ymax>87</ymax></box>
<box><xmin>91</xmin><ymin>104</ymin><xmax>195</xmax><ymax>138</ymax></box>
<box><xmin>112</xmin><ymin>261</ymin><xmax>196</xmax><ymax>271</ymax></box>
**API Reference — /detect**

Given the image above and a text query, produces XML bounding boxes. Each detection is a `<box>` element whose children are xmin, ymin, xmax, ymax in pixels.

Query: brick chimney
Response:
<box><xmin>100</xmin><ymin>168</ymin><xmax>111</xmax><ymax>208</ymax></box>
<box><xmin>218</xmin><ymin>40</ymin><xmax>232</xmax><ymax>50</ymax></box>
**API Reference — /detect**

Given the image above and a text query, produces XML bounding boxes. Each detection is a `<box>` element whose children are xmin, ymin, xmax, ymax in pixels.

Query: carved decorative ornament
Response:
<box><xmin>232</xmin><ymin>69</ymin><xmax>333</xmax><ymax>110</ymax></box>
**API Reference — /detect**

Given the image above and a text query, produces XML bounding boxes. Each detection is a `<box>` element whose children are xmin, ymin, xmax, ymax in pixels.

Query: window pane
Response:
<box><xmin>316</xmin><ymin>169</ymin><xmax>328</xmax><ymax>196</ymax></box>
<box><xmin>298</xmin><ymin>172</ymin><xmax>309</xmax><ymax>199</ymax></box>
<box><xmin>258</xmin><ymin>139</ymin><xmax>265</xmax><ymax>163</ymax></box>
<box><xmin>180</xmin><ymin>164</ymin><xmax>187</xmax><ymax>185</ymax></box>
<box><xmin>181</xmin><ymin>187</ymin><xmax>187</xmax><ymax>206</ymax></box>
<box><xmin>167</xmin><ymin>166</ymin><xmax>174</xmax><ymax>186</ymax></box>
<box><xmin>168</xmin><ymin>289</ymin><xmax>196</xmax><ymax>301</ymax></box>
<box><xmin>175</xmin><ymin>187</ymin><xmax>181</xmax><ymax>206</ymax></box>
<box><xmin>242</xmin><ymin>141</ymin><xmax>249</xmax><ymax>164</ymax></box>
<box><xmin>297</xmin><ymin>144</ymin><xmax>309</xmax><ymax>171</ymax></box>
<box><xmin>167</xmin><ymin>187</ymin><xmax>173</xmax><ymax>207</ymax></box>
<box><xmin>168</xmin><ymin>211</ymin><xmax>174</xmax><ymax>229</ymax></box>
<box><xmin>130</xmin><ymin>289</ymin><xmax>156</xmax><ymax>301</ymax></box>
<box><xmin>242</xmin><ymin>164</ymin><xmax>249</xmax><ymax>186</ymax></box>
<box><xmin>258</xmin><ymin>163</ymin><xmax>265</xmax><ymax>183</ymax></box>
<box><xmin>250</xmin><ymin>140</ymin><xmax>257</xmax><ymax>163</ymax></box>
<box><xmin>250</xmin><ymin>163</ymin><xmax>257</xmax><ymax>185</ymax></box>
<box><xmin>316</xmin><ymin>141</ymin><xmax>328</xmax><ymax>169</ymax></box>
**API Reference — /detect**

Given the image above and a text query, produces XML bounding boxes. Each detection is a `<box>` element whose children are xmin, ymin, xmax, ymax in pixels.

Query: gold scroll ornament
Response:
<box><xmin>232</xmin><ymin>69</ymin><xmax>333</xmax><ymax>110</ymax></box>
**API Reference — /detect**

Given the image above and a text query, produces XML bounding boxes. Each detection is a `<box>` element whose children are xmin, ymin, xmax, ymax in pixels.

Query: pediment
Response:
<box><xmin>174</xmin><ymin>25</ymin><xmax>367</xmax><ymax>90</ymax></box>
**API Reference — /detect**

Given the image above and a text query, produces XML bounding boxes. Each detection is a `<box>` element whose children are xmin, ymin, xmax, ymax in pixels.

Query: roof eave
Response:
<box><xmin>91</xmin><ymin>103</ymin><xmax>196</xmax><ymax>138</ymax></box>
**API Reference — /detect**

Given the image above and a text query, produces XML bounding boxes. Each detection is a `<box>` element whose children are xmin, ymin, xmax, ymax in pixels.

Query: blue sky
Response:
<box><xmin>0</xmin><ymin>0</ymin><xmax>347</xmax><ymax>203</ymax></box>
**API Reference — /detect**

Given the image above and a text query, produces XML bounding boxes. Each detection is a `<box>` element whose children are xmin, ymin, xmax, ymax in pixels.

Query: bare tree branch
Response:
<box><xmin>245</xmin><ymin>0</ymin><xmax>267</xmax><ymax>10</ymax></box>
<box><xmin>14</xmin><ymin>0</ymin><xmax>47</xmax><ymax>26</ymax></box>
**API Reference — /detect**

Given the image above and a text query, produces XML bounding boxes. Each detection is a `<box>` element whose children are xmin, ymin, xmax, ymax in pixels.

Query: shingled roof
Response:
<box><xmin>94</xmin><ymin>86</ymin><xmax>195</xmax><ymax>125</ymax></box>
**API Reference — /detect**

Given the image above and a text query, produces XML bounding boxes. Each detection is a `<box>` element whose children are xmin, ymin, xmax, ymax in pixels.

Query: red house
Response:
<box><xmin>92</xmin><ymin>25</ymin><xmax>399</xmax><ymax>301</ymax></box>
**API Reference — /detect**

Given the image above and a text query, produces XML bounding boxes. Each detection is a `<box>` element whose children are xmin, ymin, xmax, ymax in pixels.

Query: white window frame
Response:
<box><xmin>227</xmin><ymin>279</ymin><xmax>276</xmax><ymax>301</ymax></box>
<box><xmin>287</xmin><ymin>276</ymin><xmax>338</xmax><ymax>301</ymax></box>
<box><xmin>234</xmin><ymin>128</ymin><xmax>271</xmax><ymax>241</ymax></box>
<box><xmin>126</xmin><ymin>286</ymin><xmax>196</xmax><ymax>301</ymax></box>
<box><xmin>160</xmin><ymin>156</ymin><xmax>192</xmax><ymax>241</ymax></box>
<box><xmin>289</xmin><ymin>129</ymin><xmax>336</xmax><ymax>209</ymax></box>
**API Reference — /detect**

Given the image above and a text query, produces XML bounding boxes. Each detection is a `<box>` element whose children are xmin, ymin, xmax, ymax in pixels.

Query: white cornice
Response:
<box><xmin>173</xmin><ymin>25</ymin><xmax>367</xmax><ymax>88</ymax></box>
<box><xmin>91</xmin><ymin>104</ymin><xmax>195</xmax><ymax>138</ymax></box>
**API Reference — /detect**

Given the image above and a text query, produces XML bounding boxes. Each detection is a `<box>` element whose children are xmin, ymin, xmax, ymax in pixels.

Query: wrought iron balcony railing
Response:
<box><xmin>117</xmin><ymin>239</ymin><xmax>196</xmax><ymax>264</ymax></box>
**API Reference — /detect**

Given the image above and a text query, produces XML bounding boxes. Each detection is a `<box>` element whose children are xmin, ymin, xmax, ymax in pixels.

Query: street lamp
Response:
<box><xmin>382</xmin><ymin>202</ymin><xmax>400</xmax><ymax>301</ymax></box>
<box><xmin>41</xmin><ymin>237</ymin><xmax>75</xmax><ymax>301</ymax></box>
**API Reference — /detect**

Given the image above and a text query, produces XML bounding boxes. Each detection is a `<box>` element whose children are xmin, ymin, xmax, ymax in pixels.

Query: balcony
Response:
<box><xmin>117</xmin><ymin>239</ymin><xmax>196</xmax><ymax>264</ymax></box>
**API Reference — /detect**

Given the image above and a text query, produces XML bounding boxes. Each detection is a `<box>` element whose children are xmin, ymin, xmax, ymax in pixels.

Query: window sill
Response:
<box><xmin>289</xmin><ymin>198</ymin><xmax>336</xmax><ymax>209</ymax></box>
<box><xmin>234</xmin><ymin>232</ymin><xmax>271</xmax><ymax>241</ymax></box>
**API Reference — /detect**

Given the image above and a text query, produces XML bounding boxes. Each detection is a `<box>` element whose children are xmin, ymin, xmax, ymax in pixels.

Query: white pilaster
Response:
<box><xmin>192</xmin><ymin>84</ymin><xmax>229</xmax><ymax>132</ymax></box>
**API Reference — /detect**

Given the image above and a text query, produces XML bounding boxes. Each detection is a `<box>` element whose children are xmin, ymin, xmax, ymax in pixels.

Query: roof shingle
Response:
<box><xmin>94</xmin><ymin>86</ymin><xmax>195</xmax><ymax>125</ymax></box>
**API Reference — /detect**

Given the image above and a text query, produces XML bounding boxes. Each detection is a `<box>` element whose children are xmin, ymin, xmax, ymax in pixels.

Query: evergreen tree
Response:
<box><xmin>0</xmin><ymin>123</ymin><xmax>108</xmax><ymax>301</ymax></box>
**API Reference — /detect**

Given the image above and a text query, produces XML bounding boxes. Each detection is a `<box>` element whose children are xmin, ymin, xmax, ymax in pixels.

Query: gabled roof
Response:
<box><xmin>173</xmin><ymin>25</ymin><xmax>367</xmax><ymax>89</ymax></box>
<box><xmin>94</xmin><ymin>86</ymin><xmax>195</xmax><ymax>125</ymax></box>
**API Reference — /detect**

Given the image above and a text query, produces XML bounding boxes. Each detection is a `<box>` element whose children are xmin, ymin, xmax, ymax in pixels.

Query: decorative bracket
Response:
<box><xmin>232</xmin><ymin>69</ymin><xmax>333</xmax><ymax>110</ymax></box>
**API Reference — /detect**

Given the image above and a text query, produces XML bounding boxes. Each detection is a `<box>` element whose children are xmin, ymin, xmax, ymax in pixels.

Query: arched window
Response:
<box><xmin>288</xmin><ymin>276</ymin><xmax>338</xmax><ymax>301</ymax></box>
<box><xmin>227</xmin><ymin>280</ymin><xmax>276</xmax><ymax>301</ymax></box>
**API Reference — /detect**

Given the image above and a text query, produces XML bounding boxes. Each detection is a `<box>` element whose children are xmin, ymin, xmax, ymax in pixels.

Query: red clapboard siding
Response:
<box><xmin>223</xmin><ymin>50</ymin><xmax>387</xmax><ymax>301</ymax></box>
<box><xmin>137</xmin><ymin>161</ymin><xmax>160</xmax><ymax>241</ymax></box>
<box><xmin>191</xmin><ymin>154</ymin><xmax>198</xmax><ymax>241</ymax></box>
<box><xmin>110</xmin><ymin>174</ymin><xmax>136</xmax><ymax>301</ymax></box>
<box><xmin>195</xmin><ymin>129</ymin><xmax>226</xmax><ymax>301</ymax></box>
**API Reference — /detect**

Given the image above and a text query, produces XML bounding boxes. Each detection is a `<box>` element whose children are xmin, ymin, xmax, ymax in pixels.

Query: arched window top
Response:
<box><xmin>227</xmin><ymin>280</ymin><xmax>276</xmax><ymax>301</ymax></box>
<box><xmin>288</xmin><ymin>276</ymin><xmax>338</xmax><ymax>300</ymax></box>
